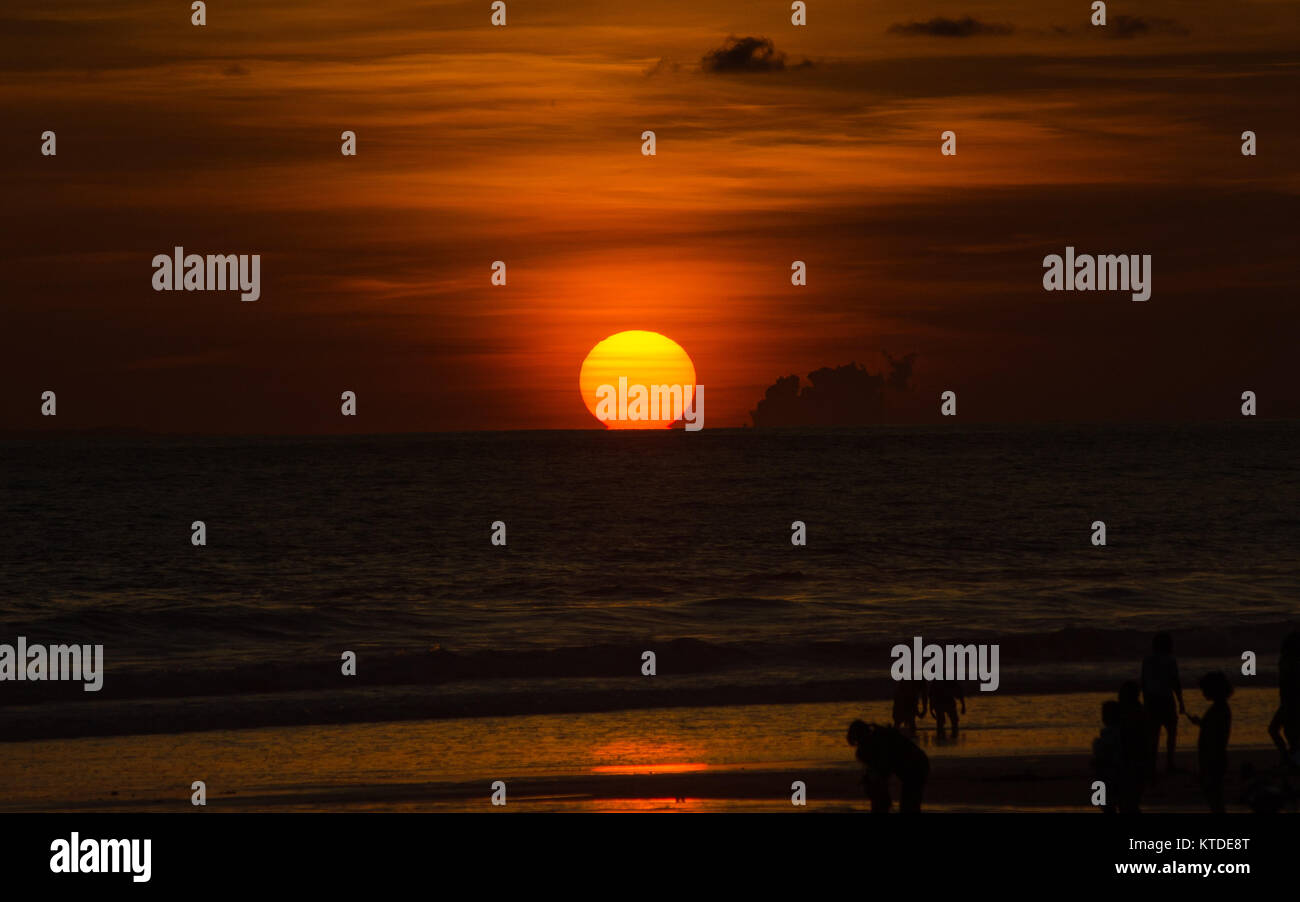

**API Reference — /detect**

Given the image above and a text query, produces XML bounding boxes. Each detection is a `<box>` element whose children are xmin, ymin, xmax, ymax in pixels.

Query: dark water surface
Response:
<box><xmin>1</xmin><ymin>422</ymin><xmax>1295</xmax><ymax>737</ymax></box>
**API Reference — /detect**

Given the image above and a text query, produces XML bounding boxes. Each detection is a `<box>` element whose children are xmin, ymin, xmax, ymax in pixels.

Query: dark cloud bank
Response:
<box><xmin>887</xmin><ymin>17</ymin><xmax>1013</xmax><ymax>38</ymax></box>
<box><xmin>700</xmin><ymin>36</ymin><xmax>811</xmax><ymax>73</ymax></box>
<box><xmin>750</xmin><ymin>356</ymin><xmax>917</xmax><ymax>428</ymax></box>
<box><xmin>1104</xmin><ymin>15</ymin><xmax>1189</xmax><ymax>38</ymax></box>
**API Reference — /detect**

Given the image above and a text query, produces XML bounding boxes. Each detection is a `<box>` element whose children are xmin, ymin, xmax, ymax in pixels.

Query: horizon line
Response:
<box><xmin>2</xmin><ymin>416</ymin><xmax>1296</xmax><ymax>441</ymax></box>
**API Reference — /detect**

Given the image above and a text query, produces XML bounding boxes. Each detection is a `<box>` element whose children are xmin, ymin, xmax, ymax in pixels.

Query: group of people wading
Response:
<box><xmin>847</xmin><ymin>630</ymin><xmax>1299</xmax><ymax>813</ymax></box>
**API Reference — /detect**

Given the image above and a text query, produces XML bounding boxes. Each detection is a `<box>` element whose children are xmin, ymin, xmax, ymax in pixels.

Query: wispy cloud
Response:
<box><xmin>887</xmin><ymin>17</ymin><xmax>1013</xmax><ymax>38</ymax></box>
<box><xmin>1105</xmin><ymin>15</ymin><xmax>1190</xmax><ymax>39</ymax></box>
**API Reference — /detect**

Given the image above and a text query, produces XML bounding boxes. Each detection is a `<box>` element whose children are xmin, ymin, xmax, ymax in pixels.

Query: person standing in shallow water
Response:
<box><xmin>1186</xmin><ymin>671</ymin><xmax>1233</xmax><ymax>814</ymax></box>
<box><xmin>928</xmin><ymin>678</ymin><xmax>965</xmax><ymax>740</ymax></box>
<box><xmin>1092</xmin><ymin>701</ymin><xmax>1124</xmax><ymax>814</ymax></box>
<box><xmin>1116</xmin><ymin>681</ymin><xmax>1147</xmax><ymax>812</ymax></box>
<box><xmin>1141</xmin><ymin>632</ymin><xmax>1185</xmax><ymax>777</ymax></box>
<box><xmin>847</xmin><ymin>720</ymin><xmax>930</xmax><ymax>813</ymax></box>
<box><xmin>1267</xmin><ymin>630</ymin><xmax>1300</xmax><ymax>768</ymax></box>
<box><xmin>892</xmin><ymin>680</ymin><xmax>924</xmax><ymax>735</ymax></box>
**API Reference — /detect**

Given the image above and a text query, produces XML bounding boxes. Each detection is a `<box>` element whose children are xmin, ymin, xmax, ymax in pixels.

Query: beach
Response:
<box><xmin>2</xmin><ymin>690</ymin><xmax>1287</xmax><ymax>813</ymax></box>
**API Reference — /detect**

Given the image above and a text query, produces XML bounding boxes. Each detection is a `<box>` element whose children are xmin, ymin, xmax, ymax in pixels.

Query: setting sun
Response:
<box><xmin>579</xmin><ymin>330</ymin><xmax>697</xmax><ymax>429</ymax></box>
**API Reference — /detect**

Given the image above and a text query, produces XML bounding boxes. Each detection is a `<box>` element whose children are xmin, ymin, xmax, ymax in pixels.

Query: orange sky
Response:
<box><xmin>1</xmin><ymin>0</ymin><xmax>1297</xmax><ymax>431</ymax></box>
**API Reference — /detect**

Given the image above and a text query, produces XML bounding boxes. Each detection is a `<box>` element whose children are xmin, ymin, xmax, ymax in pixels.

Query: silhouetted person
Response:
<box><xmin>1092</xmin><ymin>700</ymin><xmax>1124</xmax><ymax>814</ymax></box>
<box><xmin>1267</xmin><ymin>630</ymin><xmax>1300</xmax><ymax>769</ymax></box>
<box><xmin>846</xmin><ymin>719</ymin><xmax>930</xmax><ymax>813</ymax></box>
<box><xmin>1141</xmin><ymin>632</ymin><xmax>1185</xmax><ymax>777</ymax></box>
<box><xmin>1186</xmin><ymin>671</ymin><xmax>1232</xmax><ymax>813</ymax></box>
<box><xmin>929</xmin><ymin>679</ymin><xmax>965</xmax><ymax>740</ymax></box>
<box><xmin>892</xmin><ymin>680</ymin><xmax>924</xmax><ymax>735</ymax></box>
<box><xmin>1116</xmin><ymin>680</ymin><xmax>1147</xmax><ymax>812</ymax></box>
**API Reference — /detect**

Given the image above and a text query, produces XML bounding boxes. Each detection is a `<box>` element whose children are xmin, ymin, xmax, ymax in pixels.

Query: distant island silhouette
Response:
<box><xmin>749</xmin><ymin>355</ymin><xmax>916</xmax><ymax>428</ymax></box>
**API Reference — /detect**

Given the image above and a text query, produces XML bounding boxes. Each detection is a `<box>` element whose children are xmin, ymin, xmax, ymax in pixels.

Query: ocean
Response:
<box><xmin>1</xmin><ymin>421</ymin><xmax>1296</xmax><ymax>741</ymax></box>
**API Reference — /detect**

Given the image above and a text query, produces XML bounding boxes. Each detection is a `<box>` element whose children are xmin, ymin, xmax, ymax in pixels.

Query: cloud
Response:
<box><xmin>701</xmin><ymin>36</ymin><xmax>808</xmax><ymax>73</ymax></box>
<box><xmin>644</xmin><ymin>57</ymin><xmax>682</xmax><ymax>77</ymax></box>
<box><xmin>1105</xmin><ymin>16</ymin><xmax>1190</xmax><ymax>39</ymax></box>
<box><xmin>1050</xmin><ymin>16</ymin><xmax>1190</xmax><ymax>39</ymax></box>
<box><xmin>887</xmin><ymin>17</ymin><xmax>1013</xmax><ymax>38</ymax></box>
<box><xmin>749</xmin><ymin>357</ymin><xmax>917</xmax><ymax>428</ymax></box>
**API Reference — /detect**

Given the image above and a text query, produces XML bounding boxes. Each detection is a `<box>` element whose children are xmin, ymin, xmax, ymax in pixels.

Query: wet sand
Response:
<box><xmin>33</xmin><ymin>748</ymin><xmax>1285</xmax><ymax>813</ymax></box>
<box><xmin>2</xmin><ymin>691</ymin><xmax>1289</xmax><ymax>812</ymax></box>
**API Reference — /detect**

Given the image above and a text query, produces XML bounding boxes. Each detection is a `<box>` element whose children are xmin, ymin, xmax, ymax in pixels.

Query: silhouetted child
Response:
<box><xmin>892</xmin><ymin>680</ymin><xmax>924</xmax><ymax>735</ymax></box>
<box><xmin>928</xmin><ymin>679</ymin><xmax>966</xmax><ymax>740</ymax></box>
<box><xmin>1267</xmin><ymin>630</ymin><xmax>1300</xmax><ymax>769</ymax></box>
<box><xmin>1116</xmin><ymin>681</ymin><xmax>1147</xmax><ymax>812</ymax></box>
<box><xmin>847</xmin><ymin>719</ymin><xmax>930</xmax><ymax>813</ymax></box>
<box><xmin>1185</xmin><ymin>671</ymin><xmax>1232</xmax><ymax>813</ymax></box>
<box><xmin>1141</xmin><ymin>632</ymin><xmax>1185</xmax><ymax>777</ymax></box>
<box><xmin>1092</xmin><ymin>700</ymin><xmax>1124</xmax><ymax>814</ymax></box>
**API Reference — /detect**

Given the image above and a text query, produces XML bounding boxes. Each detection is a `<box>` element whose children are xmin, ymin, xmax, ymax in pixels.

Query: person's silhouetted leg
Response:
<box><xmin>899</xmin><ymin>780</ymin><xmax>921</xmax><ymax>813</ymax></box>
<box><xmin>899</xmin><ymin>756</ymin><xmax>928</xmax><ymax>813</ymax></box>
<box><xmin>1148</xmin><ymin>720</ymin><xmax>1161</xmax><ymax>781</ymax></box>
<box><xmin>868</xmin><ymin>776</ymin><xmax>891</xmax><ymax>814</ymax></box>
<box><xmin>1166</xmin><ymin>718</ymin><xmax>1179</xmax><ymax>772</ymax></box>
<box><xmin>1269</xmin><ymin>707</ymin><xmax>1289</xmax><ymax>766</ymax></box>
